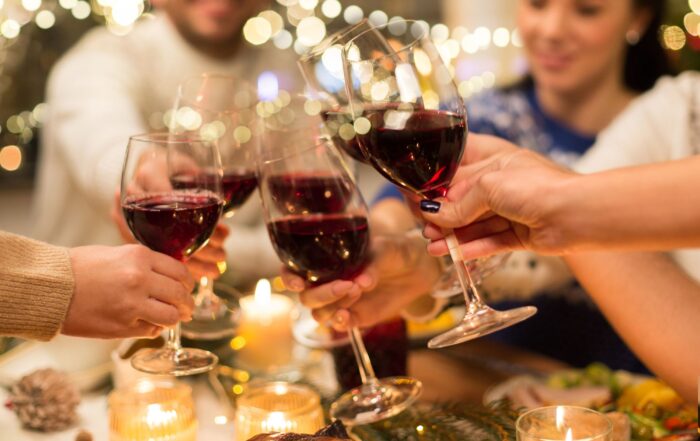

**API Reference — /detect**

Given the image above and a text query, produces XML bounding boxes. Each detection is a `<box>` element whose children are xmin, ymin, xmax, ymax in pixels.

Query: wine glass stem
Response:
<box><xmin>167</xmin><ymin>323</ymin><xmax>183</xmax><ymax>352</ymax></box>
<box><xmin>348</xmin><ymin>326</ymin><xmax>380</xmax><ymax>389</ymax></box>
<box><xmin>444</xmin><ymin>229</ymin><xmax>485</xmax><ymax>313</ymax></box>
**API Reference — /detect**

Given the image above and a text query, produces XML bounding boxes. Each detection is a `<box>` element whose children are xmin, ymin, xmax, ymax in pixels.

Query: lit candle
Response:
<box><xmin>516</xmin><ymin>406</ymin><xmax>612</xmax><ymax>441</ymax></box>
<box><xmin>235</xmin><ymin>279</ymin><xmax>294</xmax><ymax>371</ymax></box>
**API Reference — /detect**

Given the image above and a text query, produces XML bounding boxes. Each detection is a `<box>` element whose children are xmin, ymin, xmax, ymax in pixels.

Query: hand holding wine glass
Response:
<box><xmin>342</xmin><ymin>20</ymin><xmax>536</xmax><ymax>349</ymax></box>
<box><xmin>120</xmin><ymin>133</ymin><xmax>223</xmax><ymax>376</ymax></box>
<box><xmin>258</xmin><ymin>117</ymin><xmax>422</xmax><ymax>425</ymax></box>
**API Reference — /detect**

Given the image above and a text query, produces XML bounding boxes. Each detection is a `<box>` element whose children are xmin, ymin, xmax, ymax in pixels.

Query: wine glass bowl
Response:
<box><xmin>120</xmin><ymin>132</ymin><xmax>222</xmax><ymax>376</ymax></box>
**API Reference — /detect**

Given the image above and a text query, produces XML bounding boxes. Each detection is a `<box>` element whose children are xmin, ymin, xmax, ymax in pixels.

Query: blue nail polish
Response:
<box><xmin>420</xmin><ymin>200</ymin><xmax>441</xmax><ymax>213</ymax></box>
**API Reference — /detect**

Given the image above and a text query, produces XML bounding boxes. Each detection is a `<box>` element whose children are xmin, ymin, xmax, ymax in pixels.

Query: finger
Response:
<box><xmin>150</xmin><ymin>252</ymin><xmax>196</xmax><ymax>292</ymax></box>
<box><xmin>330</xmin><ymin>309</ymin><xmax>351</xmax><ymax>332</ymax></box>
<box><xmin>208</xmin><ymin>224</ymin><xmax>230</xmax><ymax>248</ymax></box>
<box><xmin>426</xmin><ymin>239</ymin><xmax>450</xmax><ymax>257</ymax></box>
<box><xmin>451</xmin><ymin>216</ymin><xmax>512</xmax><ymax>243</ymax></box>
<box><xmin>462</xmin><ymin>133</ymin><xmax>517</xmax><ymax>164</ymax></box>
<box><xmin>126</xmin><ymin>320</ymin><xmax>164</xmax><ymax>339</ymax></box>
<box><xmin>147</xmin><ymin>272</ymin><xmax>194</xmax><ymax>319</ymax></box>
<box><xmin>139</xmin><ymin>298</ymin><xmax>181</xmax><ymax>327</ymax></box>
<box><xmin>423</xmin><ymin>223</ymin><xmax>444</xmax><ymax>240</ymax></box>
<box><xmin>185</xmin><ymin>259</ymin><xmax>221</xmax><ymax>280</ymax></box>
<box><xmin>421</xmin><ymin>174</ymin><xmax>493</xmax><ymax>229</ymax></box>
<box><xmin>299</xmin><ymin>280</ymin><xmax>355</xmax><ymax>309</ymax></box>
<box><xmin>281</xmin><ymin>268</ymin><xmax>305</xmax><ymax>292</ymax></box>
<box><xmin>456</xmin><ymin>231</ymin><xmax>525</xmax><ymax>260</ymax></box>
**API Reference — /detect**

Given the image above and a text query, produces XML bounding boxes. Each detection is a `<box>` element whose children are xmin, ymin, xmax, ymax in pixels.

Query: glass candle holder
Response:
<box><xmin>109</xmin><ymin>380</ymin><xmax>197</xmax><ymax>441</ymax></box>
<box><xmin>235</xmin><ymin>382</ymin><xmax>324</xmax><ymax>440</ymax></box>
<box><xmin>517</xmin><ymin>406</ymin><xmax>613</xmax><ymax>441</ymax></box>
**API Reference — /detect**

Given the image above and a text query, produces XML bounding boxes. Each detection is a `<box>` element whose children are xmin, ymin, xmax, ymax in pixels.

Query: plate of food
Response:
<box><xmin>484</xmin><ymin>363</ymin><xmax>698</xmax><ymax>441</ymax></box>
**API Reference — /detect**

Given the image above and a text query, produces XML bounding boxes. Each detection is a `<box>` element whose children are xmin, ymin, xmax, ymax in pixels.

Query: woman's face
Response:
<box><xmin>517</xmin><ymin>0</ymin><xmax>644</xmax><ymax>94</ymax></box>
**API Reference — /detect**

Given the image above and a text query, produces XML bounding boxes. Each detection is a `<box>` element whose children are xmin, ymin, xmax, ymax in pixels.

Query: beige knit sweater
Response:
<box><xmin>0</xmin><ymin>231</ymin><xmax>74</xmax><ymax>341</ymax></box>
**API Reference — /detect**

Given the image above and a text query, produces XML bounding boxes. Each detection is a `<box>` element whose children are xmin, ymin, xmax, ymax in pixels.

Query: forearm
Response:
<box><xmin>0</xmin><ymin>232</ymin><xmax>74</xmax><ymax>341</ymax></box>
<box><xmin>557</xmin><ymin>156</ymin><xmax>700</xmax><ymax>252</ymax></box>
<box><xmin>565</xmin><ymin>252</ymin><xmax>699</xmax><ymax>402</ymax></box>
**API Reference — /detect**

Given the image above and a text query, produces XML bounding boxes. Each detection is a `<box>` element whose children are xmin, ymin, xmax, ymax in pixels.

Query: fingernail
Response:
<box><xmin>357</xmin><ymin>274</ymin><xmax>373</xmax><ymax>289</ymax></box>
<box><xmin>420</xmin><ymin>200</ymin><xmax>441</xmax><ymax>213</ymax></box>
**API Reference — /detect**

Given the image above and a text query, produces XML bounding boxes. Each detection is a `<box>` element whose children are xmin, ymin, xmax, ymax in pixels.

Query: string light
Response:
<box><xmin>321</xmin><ymin>0</ymin><xmax>342</xmax><ymax>19</ymax></box>
<box><xmin>1</xmin><ymin>20</ymin><xmax>21</xmax><ymax>39</ymax></box>
<box><xmin>35</xmin><ymin>10</ymin><xmax>56</xmax><ymax>29</ymax></box>
<box><xmin>343</xmin><ymin>5</ymin><xmax>363</xmax><ymax>25</ymax></box>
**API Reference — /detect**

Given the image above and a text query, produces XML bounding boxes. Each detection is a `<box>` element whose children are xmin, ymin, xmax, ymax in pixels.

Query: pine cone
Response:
<box><xmin>7</xmin><ymin>368</ymin><xmax>80</xmax><ymax>431</ymax></box>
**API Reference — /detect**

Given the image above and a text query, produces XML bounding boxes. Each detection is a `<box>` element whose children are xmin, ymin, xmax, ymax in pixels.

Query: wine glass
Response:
<box><xmin>121</xmin><ymin>133</ymin><xmax>223</xmax><ymax>375</ymax></box>
<box><xmin>342</xmin><ymin>20</ymin><xmax>537</xmax><ymax>349</ymax></box>
<box><xmin>298</xmin><ymin>20</ymin><xmax>373</xmax><ymax>164</ymax></box>
<box><xmin>257</xmin><ymin>118</ymin><xmax>422</xmax><ymax>426</ymax></box>
<box><xmin>170</xmin><ymin>74</ymin><xmax>258</xmax><ymax>340</ymax></box>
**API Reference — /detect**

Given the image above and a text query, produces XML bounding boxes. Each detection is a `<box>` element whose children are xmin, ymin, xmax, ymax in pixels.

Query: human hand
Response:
<box><xmin>111</xmin><ymin>189</ymin><xmax>230</xmax><ymax>280</ymax></box>
<box><xmin>283</xmin><ymin>231</ymin><xmax>440</xmax><ymax>331</ymax></box>
<box><xmin>419</xmin><ymin>134</ymin><xmax>578</xmax><ymax>260</ymax></box>
<box><xmin>62</xmin><ymin>244</ymin><xmax>195</xmax><ymax>338</ymax></box>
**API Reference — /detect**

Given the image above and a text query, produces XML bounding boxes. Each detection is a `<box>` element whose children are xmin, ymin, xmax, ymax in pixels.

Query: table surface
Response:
<box><xmin>0</xmin><ymin>340</ymin><xmax>567</xmax><ymax>440</ymax></box>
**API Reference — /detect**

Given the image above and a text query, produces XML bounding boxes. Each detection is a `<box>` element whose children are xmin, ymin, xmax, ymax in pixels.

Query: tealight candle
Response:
<box><xmin>236</xmin><ymin>279</ymin><xmax>295</xmax><ymax>371</ymax></box>
<box><xmin>517</xmin><ymin>406</ymin><xmax>612</xmax><ymax>441</ymax></box>
<box><xmin>108</xmin><ymin>380</ymin><xmax>197</xmax><ymax>441</ymax></box>
<box><xmin>235</xmin><ymin>382</ymin><xmax>324</xmax><ymax>440</ymax></box>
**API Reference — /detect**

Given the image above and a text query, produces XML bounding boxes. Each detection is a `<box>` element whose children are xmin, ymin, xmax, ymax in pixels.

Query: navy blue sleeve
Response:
<box><xmin>372</xmin><ymin>183</ymin><xmax>404</xmax><ymax>205</ymax></box>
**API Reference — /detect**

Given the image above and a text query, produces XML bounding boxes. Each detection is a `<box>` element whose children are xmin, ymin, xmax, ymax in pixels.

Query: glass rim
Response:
<box><xmin>299</xmin><ymin>18</ymin><xmax>370</xmax><ymax>63</ymax></box>
<box><xmin>108</xmin><ymin>379</ymin><xmax>192</xmax><ymax>407</ymax></box>
<box><xmin>128</xmin><ymin>132</ymin><xmax>215</xmax><ymax>145</ymax></box>
<box><xmin>515</xmin><ymin>405</ymin><xmax>613</xmax><ymax>441</ymax></box>
<box><xmin>343</xmin><ymin>19</ymin><xmax>429</xmax><ymax>62</ymax></box>
<box><xmin>236</xmin><ymin>381</ymin><xmax>321</xmax><ymax>418</ymax></box>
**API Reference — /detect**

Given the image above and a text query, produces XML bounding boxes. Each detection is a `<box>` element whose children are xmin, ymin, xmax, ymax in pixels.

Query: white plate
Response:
<box><xmin>0</xmin><ymin>336</ymin><xmax>119</xmax><ymax>392</ymax></box>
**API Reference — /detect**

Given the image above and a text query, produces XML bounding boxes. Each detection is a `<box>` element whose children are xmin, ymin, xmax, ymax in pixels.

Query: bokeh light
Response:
<box><xmin>684</xmin><ymin>12</ymin><xmax>700</xmax><ymax>36</ymax></box>
<box><xmin>321</xmin><ymin>0</ymin><xmax>341</xmax><ymax>18</ymax></box>
<box><xmin>273</xmin><ymin>29</ymin><xmax>293</xmax><ymax>49</ymax></box>
<box><xmin>691</xmin><ymin>0</ymin><xmax>700</xmax><ymax>15</ymax></box>
<box><xmin>35</xmin><ymin>10</ymin><xmax>56</xmax><ymax>29</ymax></box>
<box><xmin>59</xmin><ymin>0</ymin><xmax>77</xmax><ymax>9</ymax></box>
<box><xmin>662</xmin><ymin>25</ymin><xmax>686</xmax><ymax>50</ymax></box>
<box><xmin>0</xmin><ymin>146</ymin><xmax>22</xmax><ymax>172</ymax></box>
<box><xmin>1</xmin><ymin>20</ymin><xmax>21</xmax><ymax>39</ymax></box>
<box><xmin>493</xmin><ymin>27</ymin><xmax>510</xmax><ymax>47</ymax></box>
<box><xmin>259</xmin><ymin>10</ymin><xmax>284</xmax><ymax>36</ymax></box>
<box><xmin>72</xmin><ymin>1</ymin><xmax>91</xmax><ymax>20</ymax></box>
<box><xmin>430</xmin><ymin>23</ymin><xmax>449</xmax><ymax>43</ymax></box>
<box><xmin>299</xmin><ymin>0</ymin><xmax>318</xmax><ymax>10</ymax></box>
<box><xmin>368</xmin><ymin>10</ymin><xmax>388</xmax><ymax>27</ymax></box>
<box><xmin>244</xmin><ymin>16</ymin><xmax>272</xmax><ymax>45</ymax></box>
<box><xmin>296</xmin><ymin>16</ymin><xmax>326</xmax><ymax>46</ymax></box>
<box><xmin>21</xmin><ymin>0</ymin><xmax>41</xmax><ymax>12</ymax></box>
<box><xmin>343</xmin><ymin>5</ymin><xmax>363</xmax><ymax>25</ymax></box>
<box><xmin>474</xmin><ymin>26</ymin><xmax>491</xmax><ymax>49</ymax></box>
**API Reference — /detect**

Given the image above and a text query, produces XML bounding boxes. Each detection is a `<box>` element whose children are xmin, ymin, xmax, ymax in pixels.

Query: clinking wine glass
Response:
<box><xmin>170</xmin><ymin>74</ymin><xmax>259</xmax><ymax>340</ymax></box>
<box><xmin>121</xmin><ymin>133</ymin><xmax>222</xmax><ymax>375</ymax></box>
<box><xmin>342</xmin><ymin>20</ymin><xmax>537</xmax><ymax>349</ymax></box>
<box><xmin>257</xmin><ymin>119</ymin><xmax>422</xmax><ymax>425</ymax></box>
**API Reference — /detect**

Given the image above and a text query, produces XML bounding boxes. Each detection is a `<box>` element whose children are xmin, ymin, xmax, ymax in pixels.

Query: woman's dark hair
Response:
<box><xmin>626</xmin><ymin>0</ymin><xmax>673</xmax><ymax>92</ymax></box>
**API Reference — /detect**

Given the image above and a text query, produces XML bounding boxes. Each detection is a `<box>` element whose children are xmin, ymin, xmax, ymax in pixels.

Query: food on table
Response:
<box><xmin>247</xmin><ymin>421</ymin><xmax>351</xmax><ymax>441</ymax></box>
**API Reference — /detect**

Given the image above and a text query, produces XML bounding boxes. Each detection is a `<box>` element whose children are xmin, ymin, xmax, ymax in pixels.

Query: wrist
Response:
<box><xmin>544</xmin><ymin>171</ymin><xmax>588</xmax><ymax>254</ymax></box>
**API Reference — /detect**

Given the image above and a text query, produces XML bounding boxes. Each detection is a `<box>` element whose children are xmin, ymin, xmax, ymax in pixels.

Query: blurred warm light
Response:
<box><xmin>6</xmin><ymin>115</ymin><xmax>24</xmax><ymax>133</ymax></box>
<box><xmin>35</xmin><ymin>10</ymin><xmax>56</xmax><ymax>29</ymax></box>
<box><xmin>493</xmin><ymin>27</ymin><xmax>510</xmax><ymax>47</ymax></box>
<box><xmin>273</xmin><ymin>29</ymin><xmax>293</xmax><ymax>49</ymax></box>
<box><xmin>72</xmin><ymin>1</ymin><xmax>91</xmax><ymax>19</ymax></box>
<box><xmin>462</xmin><ymin>33</ymin><xmax>479</xmax><ymax>54</ymax></box>
<box><xmin>511</xmin><ymin>28</ymin><xmax>523</xmax><ymax>48</ymax></box>
<box><xmin>413</xmin><ymin>48</ymin><xmax>432</xmax><ymax>75</ymax></box>
<box><xmin>1</xmin><ymin>19</ymin><xmax>21</xmax><ymax>39</ymax></box>
<box><xmin>410</xmin><ymin>20</ymin><xmax>429</xmax><ymax>39</ymax></box>
<box><xmin>387</xmin><ymin>16</ymin><xmax>407</xmax><ymax>36</ymax></box>
<box><xmin>684</xmin><ymin>12</ymin><xmax>700</xmax><ymax>36</ymax></box>
<box><xmin>430</xmin><ymin>23</ymin><xmax>449</xmax><ymax>43</ymax></box>
<box><xmin>445</xmin><ymin>39</ymin><xmax>460</xmax><ymax>58</ymax></box>
<box><xmin>474</xmin><ymin>26</ymin><xmax>491</xmax><ymax>49</ymax></box>
<box><xmin>234</xmin><ymin>126</ymin><xmax>252</xmax><ymax>144</ymax></box>
<box><xmin>257</xmin><ymin>71</ymin><xmax>279</xmax><ymax>101</ymax></box>
<box><xmin>296</xmin><ymin>16</ymin><xmax>326</xmax><ymax>46</ymax></box>
<box><xmin>276</xmin><ymin>0</ymin><xmax>296</xmax><ymax>6</ymax></box>
<box><xmin>370</xmin><ymin>81</ymin><xmax>390</xmax><ymax>100</ymax></box>
<box><xmin>691</xmin><ymin>0</ymin><xmax>700</xmax><ymax>15</ymax></box>
<box><xmin>321</xmin><ymin>0</ymin><xmax>341</xmax><ymax>19</ymax></box>
<box><xmin>111</xmin><ymin>0</ymin><xmax>143</xmax><ymax>26</ymax></box>
<box><xmin>59</xmin><ymin>0</ymin><xmax>77</xmax><ymax>9</ymax></box>
<box><xmin>458</xmin><ymin>80</ymin><xmax>471</xmax><ymax>98</ymax></box>
<box><xmin>423</xmin><ymin>90</ymin><xmax>439</xmax><ymax>110</ymax></box>
<box><xmin>298</xmin><ymin>0</ymin><xmax>318</xmax><ymax>10</ymax></box>
<box><xmin>368</xmin><ymin>10</ymin><xmax>388</xmax><ymax>27</ymax></box>
<box><xmin>32</xmin><ymin>103</ymin><xmax>48</xmax><ymax>124</ymax></box>
<box><xmin>259</xmin><ymin>10</ymin><xmax>284</xmax><ymax>36</ymax></box>
<box><xmin>293</xmin><ymin>38</ymin><xmax>309</xmax><ymax>55</ymax></box>
<box><xmin>343</xmin><ymin>5</ymin><xmax>363</xmax><ymax>25</ymax></box>
<box><xmin>244</xmin><ymin>16</ymin><xmax>272</xmax><ymax>45</ymax></box>
<box><xmin>482</xmin><ymin>71</ymin><xmax>496</xmax><ymax>88</ymax></box>
<box><xmin>21</xmin><ymin>0</ymin><xmax>41</xmax><ymax>12</ymax></box>
<box><xmin>662</xmin><ymin>25</ymin><xmax>686</xmax><ymax>50</ymax></box>
<box><xmin>0</xmin><ymin>145</ymin><xmax>22</xmax><ymax>172</ymax></box>
<box><xmin>303</xmin><ymin>99</ymin><xmax>321</xmax><ymax>116</ymax></box>
<box><xmin>321</xmin><ymin>44</ymin><xmax>344</xmax><ymax>77</ymax></box>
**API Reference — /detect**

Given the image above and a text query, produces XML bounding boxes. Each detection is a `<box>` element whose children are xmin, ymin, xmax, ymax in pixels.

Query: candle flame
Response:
<box><xmin>556</xmin><ymin>406</ymin><xmax>565</xmax><ymax>432</ymax></box>
<box><xmin>255</xmin><ymin>279</ymin><xmax>272</xmax><ymax>305</ymax></box>
<box><xmin>565</xmin><ymin>428</ymin><xmax>573</xmax><ymax>441</ymax></box>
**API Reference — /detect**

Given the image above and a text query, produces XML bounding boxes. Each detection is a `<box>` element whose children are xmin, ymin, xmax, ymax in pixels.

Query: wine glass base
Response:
<box><xmin>130</xmin><ymin>347</ymin><xmax>219</xmax><ymax>376</ymax></box>
<box><xmin>181</xmin><ymin>309</ymin><xmax>239</xmax><ymax>340</ymax></box>
<box><xmin>329</xmin><ymin>377</ymin><xmax>422</xmax><ymax>426</ymax></box>
<box><xmin>427</xmin><ymin>305</ymin><xmax>537</xmax><ymax>349</ymax></box>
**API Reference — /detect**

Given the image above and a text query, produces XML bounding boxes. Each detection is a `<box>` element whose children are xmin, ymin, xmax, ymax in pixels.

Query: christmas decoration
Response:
<box><xmin>5</xmin><ymin>368</ymin><xmax>81</xmax><ymax>431</ymax></box>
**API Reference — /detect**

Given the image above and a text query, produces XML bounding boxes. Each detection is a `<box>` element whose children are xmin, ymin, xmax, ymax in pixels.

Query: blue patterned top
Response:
<box><xmin>375</xmin><ymin>83</ymin><xmax>648</xmax><ymax>373</ymax></box>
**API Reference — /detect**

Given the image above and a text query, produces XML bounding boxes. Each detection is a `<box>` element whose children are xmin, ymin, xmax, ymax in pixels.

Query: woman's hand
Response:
<box><xmin>63</xmin><ymin>244</ymin><xmax>195</xmax><ymax>338</ymax></box>
<box><xmin>283</xmin><ymin>232</ymin><xmax>441</xmax><ymax>331</ymax></box>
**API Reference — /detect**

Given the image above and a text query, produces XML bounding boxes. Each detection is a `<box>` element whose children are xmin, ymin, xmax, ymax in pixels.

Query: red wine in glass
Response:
<box><xmin>122</xmin><ymin>193</ymin><xmax>222</xmax><ymax>260</ymax></box>
<box><xmin>267</xmin><ymin>173</ymin><xmax>353</xmax><ymax>215</ymax></box>
<box><xmin>331</xmin><ymin>318</ymin><xmax>408</xmax><ymax>390</ymax></box>
<box><xmin>358</xmin><ymin>108</ymin><xmax>466</xmax><ymax>199</ymax></box>
<box><xmin>172</xmin><ymin>169</ymin><xmax>257</xmax><ymax>215</ymax></box>
<box><xmin>266</xmin><ymin>213</ymin><xmax>369</xmax><ymax>284</ymax></box>
<box><xmin>321</xmin><ymin>110</ymin><xmax>367</xmax><ymax>163</ymax></box>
